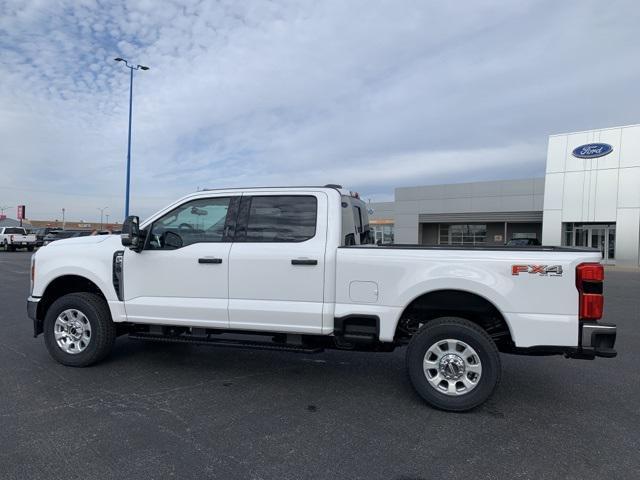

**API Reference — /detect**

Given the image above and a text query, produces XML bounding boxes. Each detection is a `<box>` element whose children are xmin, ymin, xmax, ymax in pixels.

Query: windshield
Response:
<box><xmin>4</xmin><ymin>228</ymin><xmax>25</xmax><ymax>234</ymax></box>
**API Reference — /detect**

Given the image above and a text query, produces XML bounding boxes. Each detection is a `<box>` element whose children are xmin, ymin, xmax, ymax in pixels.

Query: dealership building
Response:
<box><xmin>369</xmin><ymin>124</ymin><xmax>640</xmax><ymax>266</ymax></box>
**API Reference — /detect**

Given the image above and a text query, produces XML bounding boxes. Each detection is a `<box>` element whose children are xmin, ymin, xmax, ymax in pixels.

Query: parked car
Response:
<box><xmin>33</xmin><ymin>228</ymin><xmax>62</xmax><ymax>247</ymax></box>
<box><xmin>27</xmin><ymin>185</ymin><xmax>616</xmax><ymax>411</ymax></box>
<box><xmin>42</xmin><ymin>230</ymin><xmax>92</xmax><ymax>246</ymax></box>
<box><xmin>506</xmin><ymin>238</ymin><xmax>541</xmax><ymax>246</ymax></box>
<box><xmin>0</xmin><ymin>227</ymin><xmax>37</xmax><ymax>251</ymax></box>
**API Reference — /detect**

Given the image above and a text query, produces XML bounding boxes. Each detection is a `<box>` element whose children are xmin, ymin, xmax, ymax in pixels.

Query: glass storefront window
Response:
<box><xmin>439</xmin><ymin>224</ymin><xmax>486</xmax><ymax>245</ymax></box>
<box><xmin>562</xmin><ymin>222</ymin><xmax>616</xmax><ymax>263</ymax></box>
<box><xmin>562</xmin><ymin>222</ymin><xmax>574</xmax><ymax>246</ymax></box>
<box><xmin>608</xmin><ymin>227</ymin><xmax>616</xmax><ymax>259</ymax></box>
<box><xmin>371</xmin><ymin>224</ymin><xmax>394</xmax><ymax>244</ymax></box>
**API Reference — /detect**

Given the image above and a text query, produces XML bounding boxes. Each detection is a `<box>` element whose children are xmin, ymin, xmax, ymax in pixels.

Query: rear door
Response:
<box><xmin>228</xmin><ymin>192</ymin><xmax>327</xmax><ymax>334</ymax></box>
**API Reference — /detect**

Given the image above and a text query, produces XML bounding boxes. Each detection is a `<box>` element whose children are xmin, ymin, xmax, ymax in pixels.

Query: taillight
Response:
<box><xmin>576</xmin><ymin>262</ymin><xmax>604</xmax><ymax>320</ymax></box>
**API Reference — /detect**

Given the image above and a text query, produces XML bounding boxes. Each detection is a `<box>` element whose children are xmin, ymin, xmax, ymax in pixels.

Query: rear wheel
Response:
<box><xmin>406</xmin><ymin>317</ymin><xmax>501</xmax><ymax>411</ymax></box>
<box><xmin>44</xmin><ymin>292</ymin><xmax>116</xmax><ymax>367</ymax></box>
<box><xmin>27</xmin><ymin>246</ymin><xmax>34</xmax><ymax>252</ymax></box>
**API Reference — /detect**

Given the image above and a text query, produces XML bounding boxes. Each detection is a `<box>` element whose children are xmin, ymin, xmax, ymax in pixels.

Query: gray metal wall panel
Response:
<box><xmin>418</xmin><ymin>211</ymin><xmax>543</xmax><ymax>223</ymax></box>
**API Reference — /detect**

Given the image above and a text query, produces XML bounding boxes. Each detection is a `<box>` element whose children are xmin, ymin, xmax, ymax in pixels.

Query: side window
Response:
<box><xmin>353</xmin><ymin>206</ymin><xmax>363</xmax><ymax>234</ymax></box>
<box><xmin>147</xmin><ymin>197</ymin><xmax>232</xmax><ymax>250</ymax></box>
<box><xmin>244</xmin><ymin>195</ymin><xmax>317</xmax><ymax>243</ymax></box>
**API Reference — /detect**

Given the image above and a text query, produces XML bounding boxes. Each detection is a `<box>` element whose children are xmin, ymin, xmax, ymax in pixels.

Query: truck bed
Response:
<box><xmin>342</xmin><ymin>244</ymin><xmax>598</xmax><ymax>253</ymax></box>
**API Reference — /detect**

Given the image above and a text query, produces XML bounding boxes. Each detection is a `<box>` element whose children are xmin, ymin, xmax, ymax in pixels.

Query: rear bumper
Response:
<box><xmin>510</xmin><ymin>321</ymin><xmax>617</xmax><ymax>359</ymax></box>
<box><xmin>27</xmin><ymin>296</ymin><xmax>43</xmax><ymax>337</ymax></box>
<box><xmin>578</xmin><ymin>322</ymin><xmax>617</xmax><ymax>358</ymax></box>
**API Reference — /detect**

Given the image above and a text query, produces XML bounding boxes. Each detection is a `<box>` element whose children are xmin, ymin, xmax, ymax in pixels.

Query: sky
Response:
<box><xmin>0</xmin><ymin>0</ymin><xmax>639</xmax><ymax>222</ymax></box>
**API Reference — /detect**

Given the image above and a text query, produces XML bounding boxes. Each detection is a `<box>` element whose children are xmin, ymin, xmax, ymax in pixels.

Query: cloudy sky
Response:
<box><xmin>1</xmin><ymin>0</ymin><xmax>639</xmax><ymax>222</ymax></box>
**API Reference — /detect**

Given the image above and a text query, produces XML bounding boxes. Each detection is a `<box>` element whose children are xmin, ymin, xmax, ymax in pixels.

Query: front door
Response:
<box><xmin>123</xmin><ymin>195</ymin><xmax>238</xmax><ymax>328</ymax></box>
<box><xmin>590</xmin><ymin>228</ymin><xmax>606</xmax><ymax>260</ymax></box>
<box><xmin>228</xmin><ymin>192</ymin><xmax>327</xmax><ymax>334</ymax></box>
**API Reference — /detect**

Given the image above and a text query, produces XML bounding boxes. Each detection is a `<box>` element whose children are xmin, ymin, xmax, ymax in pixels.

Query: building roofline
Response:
<box><xmin>549</xmin><ymin>123</ymin><xmax>640</xmax><ymax>138</ymax></box>
<box><xmin>395</xmin><ymin>176</ymin><xmax>544</xmax><ymax>191</ymax></box>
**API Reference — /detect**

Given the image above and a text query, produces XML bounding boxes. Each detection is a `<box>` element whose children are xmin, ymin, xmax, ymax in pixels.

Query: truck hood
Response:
<box><xmin>45</xmin><ymin>235</ymin><xmax>119</xmax><ymax>248</ymax></box>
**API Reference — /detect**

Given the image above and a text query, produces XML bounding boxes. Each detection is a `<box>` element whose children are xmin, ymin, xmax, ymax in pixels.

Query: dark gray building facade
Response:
<box><xmin>369</xmin><ymin>178</ymin><xmax>545</xmax><ymax>246</ymax></box>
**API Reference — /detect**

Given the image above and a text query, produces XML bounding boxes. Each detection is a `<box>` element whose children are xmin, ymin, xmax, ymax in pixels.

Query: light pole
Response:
<box><xmin>61</xmin><ymin>208</ymin><xmax>65</xmax><ymax>229</ymax></box>
<box><xmin>98</xmin><ymin>207</ymin><xmax>109</xmax><ymax>230</ymax></box>
<box><xmin>114</xmin><ymin>57</ymin><xmax>149</xmax><ymax>219</ymax></box>
<box><xmin>105</xmin><ymin>213</ymin><xmax>110</xmax><ymax>228</ymax></box>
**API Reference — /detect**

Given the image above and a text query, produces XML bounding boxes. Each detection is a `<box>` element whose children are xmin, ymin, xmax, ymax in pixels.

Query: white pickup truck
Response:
<box><xmin>27</xmin><ymin>186</ymin><xmax>616</xmax><ymax>411</ymax></box>
<box><xmin>1</xmin><ymin>227</ymin><xmax>37</xmax><ymax>251</ymax></box>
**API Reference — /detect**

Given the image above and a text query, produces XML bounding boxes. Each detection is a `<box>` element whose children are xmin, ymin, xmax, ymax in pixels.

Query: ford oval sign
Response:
<box><xmin>572</xmin><ymin>143</ymin><xmax>613</xmax><ymax>159</ymax></box>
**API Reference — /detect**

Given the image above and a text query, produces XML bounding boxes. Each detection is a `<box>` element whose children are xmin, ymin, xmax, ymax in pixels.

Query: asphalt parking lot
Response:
<box><xmin>1</xmin><ymin>251</ymin><xmax>639</xmax><ymax>479</ymax></box>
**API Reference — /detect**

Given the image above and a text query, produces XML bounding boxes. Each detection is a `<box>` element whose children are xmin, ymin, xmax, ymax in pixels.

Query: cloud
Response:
<box><xmin>0</xmin><ymin>0</ymin><xmax>639</xmax><ymax>221</ymax></box>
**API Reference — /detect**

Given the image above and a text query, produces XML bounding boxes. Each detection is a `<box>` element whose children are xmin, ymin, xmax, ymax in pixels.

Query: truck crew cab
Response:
<box><xmin>1</xmin><ymin>227</ymin><xmax>37</xmax><ymax>251</ymax></box>
<box><xmin>27</xmin><ymin>186</ymin><xmax>617</xmax><ymax>411</ymax></box>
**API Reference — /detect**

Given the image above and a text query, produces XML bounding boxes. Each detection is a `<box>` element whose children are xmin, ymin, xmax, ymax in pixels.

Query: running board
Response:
<box><xmin>128</xmin><ymin>332</ymin><xmax>324</xmax><ymax>354</ymax></box>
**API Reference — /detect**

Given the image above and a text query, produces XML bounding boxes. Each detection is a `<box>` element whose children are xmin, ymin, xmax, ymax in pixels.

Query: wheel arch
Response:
<box><xmin>36</xmin><ymin>275</ymin><xmax>109</xmax><ymax>325</ymax></box>
<box><xmin>394</xmin><ymin>288</ymin><xmax>515</xmax><ymax>350</ymax></box>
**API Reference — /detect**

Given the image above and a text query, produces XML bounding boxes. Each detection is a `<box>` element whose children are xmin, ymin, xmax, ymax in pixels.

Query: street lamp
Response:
<box><xmin>97</xmin><ymin>206</ymin><xmax>109</xmax><ymax>230</ymax></box>
<box><xmin>114</xmin><ymin>57</ymin><xmax>150</xmax><ymax>219</ymax></box>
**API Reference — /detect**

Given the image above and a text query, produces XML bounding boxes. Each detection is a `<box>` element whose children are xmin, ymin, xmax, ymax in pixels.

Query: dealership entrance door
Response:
<box><xmin>571</xmin><ymin>223</ymin><xmax>616</xmax><ymax>263</ymax></box>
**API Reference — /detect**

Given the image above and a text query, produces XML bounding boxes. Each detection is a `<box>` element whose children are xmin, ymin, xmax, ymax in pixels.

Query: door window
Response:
<box><xmin>242</xmin><ymin>196</ymin><xmax>317</xmax><ymax>243</ymax></box>
<box><xmin>147</xmin><ymin>197</ymin><xmax>232</xmax><ymax>249</ymax></box>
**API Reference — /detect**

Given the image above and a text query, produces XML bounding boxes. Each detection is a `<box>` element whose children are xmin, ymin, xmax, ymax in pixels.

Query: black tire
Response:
<box><xmin>2</xmin><ymin>240</ymin><xmax>6</xmax><ymax>251</ymax></box>
<box><xmin>27</xmin><ymin>246</ymin><xmax>34</xmax><ymax>252</ymax></box>
<box><xmin>44</xmin><ymin>292</ymin><xmax>116</xmax><ymax>367</ymax></box>
<box><xmin>406</xmin><ymin>317</ymin><xmax>501</xmax><ymax>412</ymax></box>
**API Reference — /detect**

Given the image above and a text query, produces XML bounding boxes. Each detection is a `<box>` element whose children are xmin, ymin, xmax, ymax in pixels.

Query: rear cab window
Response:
<box><xmin>341</xmin><ymin>195</ymin><xmax>372</xmax><ymax>245</ymax></box>
<box><xmin>238</xmin><ymin>195</ymin><xmax>317</xmax><ymax>243</ymax></box>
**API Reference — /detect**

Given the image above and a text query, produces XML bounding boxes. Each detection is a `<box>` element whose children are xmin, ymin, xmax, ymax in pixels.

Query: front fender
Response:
<box><xmin>33</xmin><ymin>239</ymin><xmax>120</xmax><ymax>302</ymax></box>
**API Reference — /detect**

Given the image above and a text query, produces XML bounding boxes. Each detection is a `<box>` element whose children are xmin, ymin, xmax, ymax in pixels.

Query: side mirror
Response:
<box><xmin>121</xmin><ymin>216</ymin><xmax>143</xmax><ymax>252</ymax></box>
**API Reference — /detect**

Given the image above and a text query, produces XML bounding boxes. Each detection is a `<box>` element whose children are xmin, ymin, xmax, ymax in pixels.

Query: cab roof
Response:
<box><xmin>201</xmin><ymin>184</ymin><xmax>357</xmax><ymax>197</ymax></box>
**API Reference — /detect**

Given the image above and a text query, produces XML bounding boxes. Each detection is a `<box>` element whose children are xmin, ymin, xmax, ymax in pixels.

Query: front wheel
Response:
<box><xmin>406</xmin><ymin>317</ymin><xmax>501</xmax><ymax>411</ymax></box>
<box><xmin>44</xmin><ymin>292</ymin><xmax>116</xmax><ymax>367</ymax></box>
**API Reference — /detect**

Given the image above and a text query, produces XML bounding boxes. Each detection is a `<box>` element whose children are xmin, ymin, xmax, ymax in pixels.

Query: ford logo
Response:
<box><xmin>572</xmin><ymin>143</ymin><xmax>613</xmax><ymax>159</ymax></box>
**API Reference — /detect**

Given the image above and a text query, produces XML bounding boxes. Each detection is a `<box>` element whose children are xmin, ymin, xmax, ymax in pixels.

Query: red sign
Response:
<box><xmin>0</xmin><ymin>214</ymin><xmax>6</xmax><ymax>221</ymax></box>
<box><xmin>17</xmin><ymin>205</ymin><xmax>25</xmax><ymax>220</ymax></box>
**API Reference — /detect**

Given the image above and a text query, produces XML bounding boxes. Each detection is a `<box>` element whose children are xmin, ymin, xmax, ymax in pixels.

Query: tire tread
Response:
<box><xmin>406</xmin><ymin>316</ymin><xmax>501</xmax><ymax>411</ymax></box>
<box><xmin>44</xmin><ymin>292</ymin><xmax>116</xmax><ymax>367</ymax></box>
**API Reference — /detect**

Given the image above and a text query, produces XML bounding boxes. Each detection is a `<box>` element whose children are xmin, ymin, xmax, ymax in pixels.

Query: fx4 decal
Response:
<box><xmin>511</xmin><ymin>265</ymin><xmax>563</xmax><ymax>276</ymax></box>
